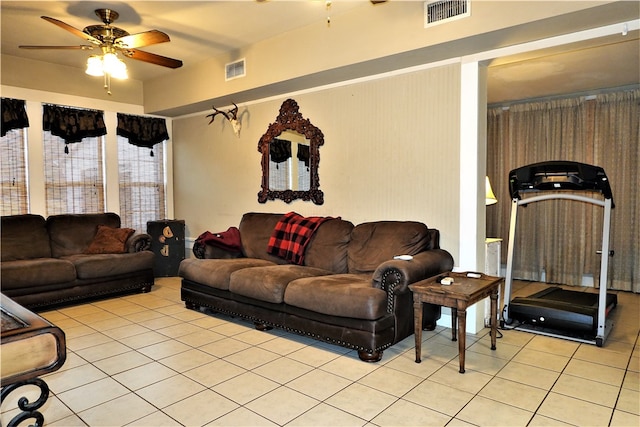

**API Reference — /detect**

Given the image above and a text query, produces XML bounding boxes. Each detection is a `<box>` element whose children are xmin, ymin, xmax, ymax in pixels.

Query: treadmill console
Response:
<box><xmin>509</xmin><ymin>161</ymin><xmax>613</xmax><ymax>205</ymax></box>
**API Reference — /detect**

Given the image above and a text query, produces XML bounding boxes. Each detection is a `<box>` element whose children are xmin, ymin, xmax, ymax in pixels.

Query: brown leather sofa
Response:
<box><xmin>1</xmin><ymin>213</ymin><xmax>155</xmax><ymax>310</ymax></box>
<box><xmin>180</xmin><ymin>212</ymin><xmax>454</xmax><ymax>362</ymax></box>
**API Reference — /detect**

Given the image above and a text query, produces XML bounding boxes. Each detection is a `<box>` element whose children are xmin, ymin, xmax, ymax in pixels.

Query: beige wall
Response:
<box><xmin>173</xmin><ymin>62</ymin><xmax>462</xmax><ymax>262</ymax></box>
<box><xmin>144</xmin><ymin>0</ymin><xmax>624</xmax><ymax>116</ymax></box>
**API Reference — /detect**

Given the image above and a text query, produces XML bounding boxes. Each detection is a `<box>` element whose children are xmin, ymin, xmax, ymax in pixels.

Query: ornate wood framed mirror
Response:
<box><xmin>258</xmin><ymin>99</ymin><xmax>324</xmax><ymax>204</ymax></box>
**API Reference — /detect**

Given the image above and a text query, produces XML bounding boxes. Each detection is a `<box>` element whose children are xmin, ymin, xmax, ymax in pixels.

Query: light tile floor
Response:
<box><xmin>2</xmin><ymin>278</ymin><xmax>638</xmax><ymax>426</ymax></box>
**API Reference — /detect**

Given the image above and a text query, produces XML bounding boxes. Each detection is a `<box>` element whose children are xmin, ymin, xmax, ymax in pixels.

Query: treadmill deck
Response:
<box><xmin>507</xmin><ymin>286</ymin><xmax>617</xmax><ymax>339</ymax></box>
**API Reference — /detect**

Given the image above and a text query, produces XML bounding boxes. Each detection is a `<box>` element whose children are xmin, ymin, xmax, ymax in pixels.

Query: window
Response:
<box><xmin>118</xmin><ymin>135</ymin><xmax>166</xmax><ymax>231</ymax></box>
<box><xmin>0</xmin><ymin>128</ymin><xmax>29</xmax><ymax>215</ymax></box>
<box><xmin>43</xmin><ymin>133</ymin><xmax>105</xmax><ymax>215</ymax></box>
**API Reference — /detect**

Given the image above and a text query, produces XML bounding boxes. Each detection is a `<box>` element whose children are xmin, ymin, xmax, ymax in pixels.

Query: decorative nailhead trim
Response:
<box><xmin>182</xmin><ymin>297</ymin><xmax>392</xmax><ymax>353</ymax></box>
<box><xmin>380</xmin><ymin>269</ymin><xmax>402</xmax><ymax>313</ymax></box>
<box><xmin>26</xmin><ymin>282</ymin><xmax>153</xmax><ymax>309</ymax></box>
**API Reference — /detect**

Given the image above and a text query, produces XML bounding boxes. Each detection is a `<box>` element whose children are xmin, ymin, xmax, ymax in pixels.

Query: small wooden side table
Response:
<box><xmin>409</xmin><ymin>272</ymin><xmax>503</xmax><ymax>373</ymax></box>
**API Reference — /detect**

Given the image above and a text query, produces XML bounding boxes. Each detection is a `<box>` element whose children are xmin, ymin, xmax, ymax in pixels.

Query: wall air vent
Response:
<box><xmin>225</xmin><ymin>58</ymin><xmax>246</xmax><ymax>81</ymax></box>
<box><xmin>424</xmin><ymin>0</ymin><xmax>470</xmax><ymax>27</ymax></box>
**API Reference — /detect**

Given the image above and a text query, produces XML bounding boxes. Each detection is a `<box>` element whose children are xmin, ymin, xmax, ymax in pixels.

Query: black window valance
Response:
<box><xmin>1</xmin><ymin>98</ymin><xmax>30</xmax><ymax>137</ymax></box>
<box><xmin>117</xmin><ymin>113</ymin><xmax>169</xmax><ymax>157</ymax></box>
<box><xmin>270</xmin><ymin>138</ymin><xmax>292</xmax><ymax>164</ymax></box>
<box><xmin>43</xmin><ymin>104</ymin><xmax>106</xmax><ymax>153</ymax></box>
<box><xmin>297</xmin><ymin>143</ymin><xmax>310</xmax><ymax>167</ymax></box>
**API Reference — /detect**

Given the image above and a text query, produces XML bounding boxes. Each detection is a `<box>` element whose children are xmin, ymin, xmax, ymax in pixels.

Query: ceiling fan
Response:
<box><xmin>19</xmin><ymin>9</ymin><xmax>183</xmax><ymax>93</ymax></box>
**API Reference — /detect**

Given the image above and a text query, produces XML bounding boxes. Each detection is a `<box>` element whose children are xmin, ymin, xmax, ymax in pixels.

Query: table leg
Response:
<box><xmin>457</xmin><ymin>308</ymin><xmax>467</xmax><ymax>373</ymax></box>
<box><xmin>1</xmin><ymin>377</ymin><xmax>49</xmax><ymax>427</ymax></box>
<box><xmin>413</xmin><ymin>300</ymin><xmax>423</xmax><ymax>363</ymax></box>
<box><xmin>490</xmin><ymin>288</ymin><xmax>498</xmax><ymax>350</ymax></box>
<box><xmin>451</xmin><ymin>308</ymin><xmax>457</xmax><ymax>342</ymax></box>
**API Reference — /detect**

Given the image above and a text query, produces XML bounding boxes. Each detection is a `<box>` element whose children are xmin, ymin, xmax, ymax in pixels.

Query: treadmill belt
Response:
<box><xmin>530</xmin><ymin>287</ymin><xmax>600</xmax><ymax>306</ymax></box>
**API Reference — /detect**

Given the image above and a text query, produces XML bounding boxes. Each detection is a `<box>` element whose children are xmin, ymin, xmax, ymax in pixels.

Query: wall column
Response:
<box><xmin>456</xmin><ymin>60</ymin><xmax>488</xmax><ymax>333</ymax></box>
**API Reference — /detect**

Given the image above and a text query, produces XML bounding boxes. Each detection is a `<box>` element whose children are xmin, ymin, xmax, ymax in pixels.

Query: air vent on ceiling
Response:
<box><xmin>225</xmin><ymin>58</ymin><xmax>246</xmax><ymax>81</ymax></box>
<box><xmin>424</xmin><ymin>0</ymin><xmax>470</xmax><ymax>27</ymax></box>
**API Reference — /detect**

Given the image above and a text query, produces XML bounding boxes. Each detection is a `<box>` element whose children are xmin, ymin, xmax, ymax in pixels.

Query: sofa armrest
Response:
<box><xmin>127</xmin><ymin>233</ymin><xmax>152</xmax><ymax>253</ymax></box>
<box><xmin>372</xmin><ymin>249</ymin><xmax>454</xmax><ymax>295</ymax></box>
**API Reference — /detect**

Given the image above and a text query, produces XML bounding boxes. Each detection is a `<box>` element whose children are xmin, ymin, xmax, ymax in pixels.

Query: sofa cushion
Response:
<box><xmin>238</xmin><ymin>213</ymin><xmax>289</xmax><ymax>264</ymax></box>
<box><xmin>284</xmin><ymin>274</ymin><xmax>387</xmax><ymax>320</ymax></box>
<box><xmin>347</xmin><ymin>221</ymin><xmax>431</xmax><ymax>274</ymax></box>
<box><xmin>67</xmin><ymin>251</ymin><xmax>154</xmax><ymax>279</ymax></box>
<box><xmin>85</xmin><ymin>225</ymin><xmax>135</xmax><ymax>254</ymax></box>
<box><xmin>47</xmin><ymin>213</ymin><xmax>121</xmax><ymax>257</ymax></box>
<box><xmin>229</xmin><ymin>265</ymin><xmax>332</xmax><ymax>304</ymax></box>
<box><xmin>179</xmin><ymin>258</ymin><xmax>275</xmax><ymax>290</ymax></box>
<box><xmin>1</xmin><ymin>214</ymin><xmax>52</xmax><ymax>261</ymax></box>
<box><xmin>304</xmin><ymin>218</ymin><xmax>353</xmax><ymax>274</ymax></box>
<box><xmin>1</xmin><ymin>259</ymin><xmax>76</xmax><ymax>289</ymax></box>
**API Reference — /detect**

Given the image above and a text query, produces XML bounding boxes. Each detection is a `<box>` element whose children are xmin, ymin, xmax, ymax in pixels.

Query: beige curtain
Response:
<box><xmin>487</xmin><ymin>89</ymin><xmax>639</xmax><ymax>292</ymax></box>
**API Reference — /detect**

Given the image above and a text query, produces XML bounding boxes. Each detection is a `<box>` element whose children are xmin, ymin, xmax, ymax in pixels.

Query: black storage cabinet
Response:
<box><xmin>147</xmin><ymin>219</ymin><xmax>185</xmax><ymax>277</ymax></box>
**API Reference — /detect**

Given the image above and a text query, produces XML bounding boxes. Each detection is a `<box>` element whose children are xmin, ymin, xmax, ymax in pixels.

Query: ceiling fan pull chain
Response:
<box><xmin>104</xmin><ymin>73</ymin><xmax>112</xmax><ymax>96</ymax></box>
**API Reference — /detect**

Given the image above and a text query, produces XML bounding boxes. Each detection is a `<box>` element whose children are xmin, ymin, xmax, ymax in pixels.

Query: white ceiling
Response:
<box><xmin>1</xmin><ymin>1</ymin><xmax>365</xmax><ymax>80</ymax></box>
<box><xmin>487</xmin><ymin>34</ymin><xmax>639</xmax><ymax>104</ymax></box>
<box><xmin>1</xmin><ymin>1</ymin><xmax>638</xmax><ymax>104</ymax></box>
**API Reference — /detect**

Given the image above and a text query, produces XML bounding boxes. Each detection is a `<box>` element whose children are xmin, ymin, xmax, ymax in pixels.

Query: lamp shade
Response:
<box><xmin>103</xmin><ymin>53</ymin><xmax>128</xmax><ymax>79</ymax></box>
<box><xmin>486</xmin><ymin>176</ymin><xmax>498</xmax><ymax>206</ymax></box>
<box><xmin>85</xmin><ymin>56</ymin><xmax>104</xmax><ymax>76</ymax></box>
<box><xmin>85</xmin><ymin>53</ymin><xmax>128</xmax><ymax>79</ymax></box>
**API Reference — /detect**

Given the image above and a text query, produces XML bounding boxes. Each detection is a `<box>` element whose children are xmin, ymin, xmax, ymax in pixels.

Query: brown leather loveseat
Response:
<box><xmin>179</xmin><ymin>212</ymin><xmax>454</xmax><ymax>362</ymax></box>
<box><xmin>1</xmin><ymin>213</ymin><xmax>155</xmax><ymax>309</ymax></box>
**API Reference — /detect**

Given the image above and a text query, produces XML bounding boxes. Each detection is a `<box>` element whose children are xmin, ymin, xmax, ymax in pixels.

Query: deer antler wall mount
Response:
<box><xmin>206</xmin><ymin>103</ymin><xmax>241</xmax><ymax>137</ymax></box>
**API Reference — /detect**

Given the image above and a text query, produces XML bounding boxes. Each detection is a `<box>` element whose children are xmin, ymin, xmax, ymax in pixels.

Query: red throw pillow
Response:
<box><xmin>85</xmin><ymin>225</ymin><xmax>135</xmax><ymax>254</ymax></box>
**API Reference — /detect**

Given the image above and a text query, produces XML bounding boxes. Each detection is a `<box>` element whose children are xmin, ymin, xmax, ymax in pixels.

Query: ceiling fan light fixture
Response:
<box><xmin>103</xmin><ymin>52</ymin><xmax>128</xmax><ymax>79</ymax></box>
<box><xmin>24</xmin><ymin>8</ymin><xmax>181</xmax><ymax>94</ymax></box>
<box><xmin>86</xmin><ymin>52</ymin><xmax>128</xmax><ymax>80</ymax></box>
<box><xmin>85</xmin><ymin>55</ymin><xmax>104</xmax><ymax>76</ymax></box>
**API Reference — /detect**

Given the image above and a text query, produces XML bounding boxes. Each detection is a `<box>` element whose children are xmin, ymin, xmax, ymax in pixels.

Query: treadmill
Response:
<box><xmin>502</xmin><ymin>161</ymin><xmax>617</xmax><ymax>347</ymax></box>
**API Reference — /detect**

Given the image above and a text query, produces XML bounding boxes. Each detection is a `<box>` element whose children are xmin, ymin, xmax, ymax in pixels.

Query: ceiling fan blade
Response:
<box><xmin>124</xmin><ymin>49</ymin><xmax>183</xmax><ymax>68</ymax></box>
<box><xmin>19</xmin><ymin>45</ymin><xmax>94</xmax><ymax>50</ymax></box>
<box><xmin>41</xmin><ymin>16</ymin><xmax>102</xmax><ymax>45</ymax></box>
<box><xmin>115</xmin><ymin>30</ymin><xmax>170</xmax><ymax>49</ymax></box>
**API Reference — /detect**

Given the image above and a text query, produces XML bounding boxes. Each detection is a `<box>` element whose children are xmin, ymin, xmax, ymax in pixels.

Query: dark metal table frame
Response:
<box><xmin>410</xmin><ymin>272</ymin><xmax>502</xmax><ymax>373</ymax></box>
<box><xmin>1</xmin><ymin>295</ymin><xmax>66</xmax><ymax>427</ymax></box>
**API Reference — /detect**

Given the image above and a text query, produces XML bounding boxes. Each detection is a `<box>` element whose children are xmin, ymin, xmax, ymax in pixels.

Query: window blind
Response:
<box><xmin>0</xmin><ymin>128</ymin><xmax>29</xmax><ymax>215</ymax></box>
<box><xmin>43</xmin><ymin>132</ymin><xmax>105</xmax><ymax>215</ymax></box>
<box><xmin>118</xmin><ymin>135</ymin><xmax>166</xmax><ymax>232</ymax></box>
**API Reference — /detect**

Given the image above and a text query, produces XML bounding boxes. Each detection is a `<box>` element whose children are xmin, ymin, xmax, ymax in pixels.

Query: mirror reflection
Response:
<box><xmin>258</xmin><ymin>99</ymin><xmax>324</xmax><ymax>204</ymax></box>
<box><xmin>269</xmin><ymin>131</ymin><xmax>310</xmax><ymax>192</ymax></box>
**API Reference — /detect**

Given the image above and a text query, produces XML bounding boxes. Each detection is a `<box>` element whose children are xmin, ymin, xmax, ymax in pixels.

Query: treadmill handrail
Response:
<box><xmin>513</xmin><ymin>192</ymin><xmax>609</xmax><ymax>208</ymax></box>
